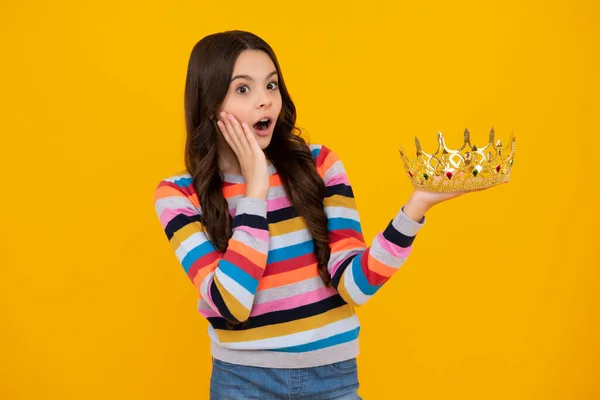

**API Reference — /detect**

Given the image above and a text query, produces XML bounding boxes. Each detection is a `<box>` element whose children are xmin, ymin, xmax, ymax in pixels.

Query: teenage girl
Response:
<box><xmin>154</xmin><ymin>30</ymin><xmax>487</xmax><ymax>400</ymax></box>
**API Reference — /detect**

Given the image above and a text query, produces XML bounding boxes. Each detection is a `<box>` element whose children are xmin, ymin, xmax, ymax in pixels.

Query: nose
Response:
<box><xmin>257</xmin><ymin>88</ymin><xmax>272</xmax><ymax>109</ymax></box>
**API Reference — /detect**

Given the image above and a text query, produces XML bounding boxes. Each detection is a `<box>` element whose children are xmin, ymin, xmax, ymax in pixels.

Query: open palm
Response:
<box><xmin>415</xmin><ymin>179</ymin><xmax>506</xmax><ymax>207</ymax></box>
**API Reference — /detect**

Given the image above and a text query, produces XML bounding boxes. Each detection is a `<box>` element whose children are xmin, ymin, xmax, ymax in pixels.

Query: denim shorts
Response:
<box><xmin>210</xmin><ymin>357</ymin><xmax>362</xmax><ymax>400</ymax></box>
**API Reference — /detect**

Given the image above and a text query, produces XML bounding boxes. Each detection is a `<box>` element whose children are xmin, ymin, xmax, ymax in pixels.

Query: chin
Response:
<box><xmin>256</xmin><ymin>135</ymin><xmax>273</xmax><ymax>150</ymax></box>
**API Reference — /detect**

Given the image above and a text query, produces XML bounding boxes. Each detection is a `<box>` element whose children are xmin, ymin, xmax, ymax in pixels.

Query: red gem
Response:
<box><xmin>446</xmin><ymin>171</ymin><xmax>453</xmax><ymax>179</ymax></box>
<box><xmin>408</xmin><ymin>171</ymin><xmax>413</xmax><ymax>178</ymax></box>
<box><xmin>496</xmin><ymin>165</ymin><xmax>501</xmax><ymax>172</ymax></box>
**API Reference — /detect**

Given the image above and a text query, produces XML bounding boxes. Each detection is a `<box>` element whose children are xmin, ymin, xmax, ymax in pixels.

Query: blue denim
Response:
<box><xmin>210</xmin><ymin>357</ymin><xmax>362</xmax><ymax>399</ymax></box>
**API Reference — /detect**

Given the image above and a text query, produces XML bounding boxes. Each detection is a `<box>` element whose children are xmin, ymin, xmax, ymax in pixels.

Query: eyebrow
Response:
<box><xmin>231</xmin><ymin>70</ymin><xmax>278</xmax><ymax>83</ymax></box>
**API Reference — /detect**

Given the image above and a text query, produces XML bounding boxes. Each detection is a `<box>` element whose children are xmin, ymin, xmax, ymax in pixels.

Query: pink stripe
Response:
<box><xmin>159</xmin><ymin>207</ymin><xmax>197</xmax><ymax>228</ymax></box>
<box><xmin>250</xmin><ymin>286</ymin><xmax>337</xmax><ymax>316</ymax></box>
<box><xmin>376</xmin><ymin>233</ymin><xmax>412</xmax><ymax>258</ymax></box>
<box><xmin>329</xmin><ymin>257</ymin><xmax>345</xmax><ymax>277</ymax></box>
<box><xmin>233</xmin><ymin>225</ymin><xmax>269</xmax><ymax>242</ymax></box>
<box><xmin>327</xmin><ymin>173</ymin><xmax>350</xmax><ymax>186</ymax></box>
<box><xmin>203</xmin><ymin>275</ymin><xmax>219</xmax><ymax>314</ymax></box>
<box><xmin>199</xmin><ymin>308</ymin><xmax>220</xmax><ymax>318</ymax></box>
<box><xmin>267</xmin><ymin>196</ymin><xmax>292</xmax><ymax>211</ymax></box>
<box><xmin>329</xmin><ymin>250</ymin><xmax>361</xmax><ymax>277</ymax></box>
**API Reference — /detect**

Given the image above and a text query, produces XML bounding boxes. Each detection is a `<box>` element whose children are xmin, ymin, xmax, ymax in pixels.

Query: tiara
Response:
<box><xmin>398</xmin><ymin>128</ymin><xmax>516</xmax><ymax>192</ymax></box>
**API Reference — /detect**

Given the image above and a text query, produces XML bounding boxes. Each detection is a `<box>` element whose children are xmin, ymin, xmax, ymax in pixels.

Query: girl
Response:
<box><xmin>154</xmin><ymin>30</ymin><xmax>486</xmax><ymax>399</ymax></box>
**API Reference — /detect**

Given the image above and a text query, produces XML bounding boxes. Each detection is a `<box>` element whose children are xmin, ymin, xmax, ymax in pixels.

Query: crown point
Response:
<box><xmin>437</xmin><ymin>131</ymin><xmax>447</xmax><ymax>152</ymax></box>
<box><xmin>438</xmin><ymin>131</ymin><xmax>446</xmax><ymax>141</ymax></box>
<box><xmin>463</xmin><ymin>128</ymin><xmax>470</xmax><ymax>143</ymax></box>
<box><xmin>415</xmin><ymin>136</ymin><xmax>422</xmax><ymax>152</ymax></box>
<box><xmin>489</xmin><ymin>127</ymin><xmax>495</xmax><ymax>143</ymax></box>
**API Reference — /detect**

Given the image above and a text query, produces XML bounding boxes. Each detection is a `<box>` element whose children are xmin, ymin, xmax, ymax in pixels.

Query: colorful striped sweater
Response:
<box><xmin>153</xmin><ymin>144</ymin><xmax>425</xmax><ymax>368</ymax></box>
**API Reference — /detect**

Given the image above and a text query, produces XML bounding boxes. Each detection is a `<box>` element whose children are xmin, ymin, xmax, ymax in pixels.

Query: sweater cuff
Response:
<box><xmin>237</xmin><ymin>197</ymin><xmax>268</xmax><ymax>218</ymax></box>
<box><xmin>392</xmin><ymin>207</ymin><xmax>426</xmax><ymax>237</ymax></box>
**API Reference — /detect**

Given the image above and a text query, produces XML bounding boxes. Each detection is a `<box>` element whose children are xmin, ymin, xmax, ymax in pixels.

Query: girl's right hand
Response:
<box><xmin>217</xmin><ymin>112</ymin><xmax>270</xmax><ymax>200</ymax></box>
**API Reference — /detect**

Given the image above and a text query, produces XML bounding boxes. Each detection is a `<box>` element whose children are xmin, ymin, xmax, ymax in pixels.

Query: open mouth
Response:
<box><xmin>252</xmin><ymin>118</ymin><xmax>272</xmax><ymax>132</ymax></box>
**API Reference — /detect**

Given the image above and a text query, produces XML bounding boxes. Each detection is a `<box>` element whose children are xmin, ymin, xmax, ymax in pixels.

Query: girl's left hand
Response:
<box><xmin>402</xmin><ymin>173</ymin><xmax>504</xmax><ymax>222</ymax></box>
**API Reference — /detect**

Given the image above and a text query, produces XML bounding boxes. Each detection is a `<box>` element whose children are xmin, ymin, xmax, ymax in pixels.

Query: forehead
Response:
<box><xmin>232</xmin><ymin>50</ymin><xmax>277</xmax><ymax>75</ymax></box>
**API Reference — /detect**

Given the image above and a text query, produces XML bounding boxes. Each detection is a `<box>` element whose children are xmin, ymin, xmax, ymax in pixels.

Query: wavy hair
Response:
<box><xmin>183</xmin><ymin>30</ymin><xmax>332</xmax><ymax>286</ymax></box>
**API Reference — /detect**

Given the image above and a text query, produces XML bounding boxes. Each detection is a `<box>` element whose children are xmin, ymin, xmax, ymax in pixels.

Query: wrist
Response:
<box><xmin>403</xmin><ymin>191</ymin><xmax>434</xmax><ymax>222</ymax></box>
<box><xmin>245</xmin><ymin>190</ymin><xmax>267</xmax><ymax>201</ymax></box>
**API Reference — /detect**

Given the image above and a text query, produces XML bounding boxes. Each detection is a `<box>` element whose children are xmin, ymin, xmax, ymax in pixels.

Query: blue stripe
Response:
<box><xmin>267</xmin><ymin>240</ymin><xmax>315</xmax><ymax>264</ymax></box>
<box><xmin>218</xmin><ymin>260</ymin><xmax>258</xmax><ymax>294</ymax></box>
<box><xmin>327</xmin><ymin>217</ymin><xmax>362</xmax><ymax>234</ymax></box>
<box><xmin>351</xmin><ymin>252</ymin><xmax>381</xmax><ymax>295</ymax></box>
<box><xmin>173</xmin><ymin>176</ymin><xmax>193</xmax><ymax>188</ymax></box>
<box><xmin>271</xmin><ymin>327</ymin><xmax>360</xmax><ymax>353</ymax></box>
<box><xmin>311</xmin><ymin>147</ymin><xmax>321</xmax><ymax>159</ymax></box>
<box><xmin>181</xmin><ymin>241</ymin><xmax>215</xmax><ymax>273</ymax></box>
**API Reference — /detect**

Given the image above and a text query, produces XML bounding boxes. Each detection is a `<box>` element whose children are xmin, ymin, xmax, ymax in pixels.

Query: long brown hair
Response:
<box><xmin>183</xmin><ymin>30</ymin><xmax>332</xmax><ymax>286</ymax></box>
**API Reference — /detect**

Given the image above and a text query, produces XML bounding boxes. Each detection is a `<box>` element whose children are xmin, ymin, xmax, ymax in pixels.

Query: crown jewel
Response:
<box><xmin>399</xmin><ymin>128</ymin><xmax>516</xmax><ymax>192</ymax></box>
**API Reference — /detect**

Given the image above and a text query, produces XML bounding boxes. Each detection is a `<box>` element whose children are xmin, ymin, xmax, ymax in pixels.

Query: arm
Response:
<box><xmin>154</xmin><ymin>179</ymin><xmax>269</xmax><ymax>323</ymax></box>
<box><xmin>317</xmin><ymin>146</ymin><xmax>426</xmax><ymax>307</ymax></box>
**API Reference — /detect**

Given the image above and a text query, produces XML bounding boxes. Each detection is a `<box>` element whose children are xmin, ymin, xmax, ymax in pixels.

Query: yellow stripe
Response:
<box><xmin>171</xmin><ymin>221</ymin><xmax>206</xmax><ymax>246</ymax></box>
<box><xmin>268</xmin><ymin>216</ymin><xmax>307</xmax><ymax>236</ymax></box>
<box><xmin>323</xmin><ymin>194</ymin><xmax>356</xmax><ymax>209</ymax></box>
<box><xmin>213</xmin><ymin>276</ymin><xmax>249</xmax><ymax>321</ymax></box>
<box><xmin>337</xmin><ymin>272</ymin><xmax>360</xmax><ymax>308</ymax></box>
<box><xmin>214</xmin><ymin>303</ymin><xmax>355</xmax><ymax>343</ymax></box>
<box><xmin>168</xmin><ymin>233</ymin><xmax>181</xmax><ymax>252</ymax></box>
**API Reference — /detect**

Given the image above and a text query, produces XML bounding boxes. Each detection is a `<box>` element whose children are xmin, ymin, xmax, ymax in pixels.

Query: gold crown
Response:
<box><xmin>398</xmin><ymin>128</ymin><xmax>516</xmax><ymax>192</ymax></box>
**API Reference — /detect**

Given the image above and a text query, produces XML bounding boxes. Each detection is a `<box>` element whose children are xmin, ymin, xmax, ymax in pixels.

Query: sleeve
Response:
<box><xmin>153</xmin><ymin>179</ymin><xmax>270</xmax><ymax>323</ymax></box>
<box><xmin>316</xmin><ymin>145</ymin><xmax>425</xmax><ymax>307</ymax></box>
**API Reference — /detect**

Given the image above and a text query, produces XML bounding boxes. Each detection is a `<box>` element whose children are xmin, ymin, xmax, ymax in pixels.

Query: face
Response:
<box><xmin>215</xmin><ymin>49</ymin><xmax>282</xmax><ymax>150</ymax></box>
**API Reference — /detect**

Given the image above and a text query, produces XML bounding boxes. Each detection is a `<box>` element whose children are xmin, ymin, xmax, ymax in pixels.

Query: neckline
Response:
<box><xmin>221</xmin><ymin>162</ymin><xmax>278</xmax><ymax>183</ymax></box>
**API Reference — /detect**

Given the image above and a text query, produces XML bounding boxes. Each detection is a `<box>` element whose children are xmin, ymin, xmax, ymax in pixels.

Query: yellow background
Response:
<box><xmin>1</xmin><ymin>0</ymin><xmax>598</xmax><ymax>399</ymax></box>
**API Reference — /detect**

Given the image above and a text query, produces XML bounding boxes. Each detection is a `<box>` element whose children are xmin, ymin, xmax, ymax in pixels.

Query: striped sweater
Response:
<box><xmin>153</xmin><ymin>144</ymin><xmax>425</xmax><ymax>368</ymax></box>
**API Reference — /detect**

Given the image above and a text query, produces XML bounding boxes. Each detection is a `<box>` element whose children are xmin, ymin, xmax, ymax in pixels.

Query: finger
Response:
<box><xmin>227</xmin><ymin>114</ymin><xmax>251</xmax><ymax>153</ymax></box>
<box><xmin>216</xmin><ymin>118</ymin><xmax>230</xmax><ymax>140</ymax></box>
<box><xmin>242</xmin><ymin>122</ymin><xmax>260</xmax><ymax>151</ymax></box>
<box><xmin>222</xmin><ymin>113</ymin><xmax>245</xmax><ymax>154</ymax></box>
<box><xmin>216</xmin><ymin>120</ymin><xmax>238</xmax><ymax>155</ymax></box>
<box><xmin>217</xmin><ymin>119</ymin><xmax>240</xmax><ymax>158</ymax></box>
<box><xmin>220</xmin><ymin>112</ymin><xmax>243</xmax><ymax>154</ymax></box>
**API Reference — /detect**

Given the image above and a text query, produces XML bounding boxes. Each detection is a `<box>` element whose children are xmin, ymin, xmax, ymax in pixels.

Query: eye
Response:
<box><xmin>235</xmin><ymin>85</ymin><xmax>249</xmax><ymax>94</ymax></box>
<box><xmin>267</xmin><ymin>81</ymin><xmax>278</xmax><ymax>90</ymax></box>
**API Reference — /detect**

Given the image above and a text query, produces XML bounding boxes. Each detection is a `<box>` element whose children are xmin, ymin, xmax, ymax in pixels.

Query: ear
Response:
<box><xmin>209</xmin><ymin>112</ymin><xmax>214</xmax><ymax>120</ymax></box>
